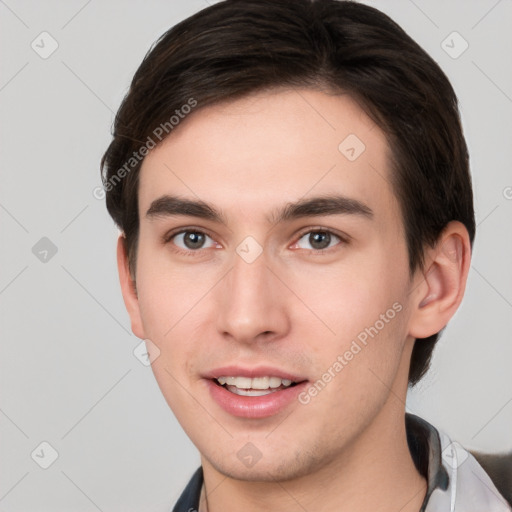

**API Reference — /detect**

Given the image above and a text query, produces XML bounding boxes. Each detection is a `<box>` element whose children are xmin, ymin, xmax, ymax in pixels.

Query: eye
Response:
<box><xmin>292</xmin><ymin>230</ymin><xmax>344</xmax><ymax>251</ymax></box>
<box><xmin>170</xmin><ymin>230</ymin><xmax>218</xmax><ymax>251</ymax></box>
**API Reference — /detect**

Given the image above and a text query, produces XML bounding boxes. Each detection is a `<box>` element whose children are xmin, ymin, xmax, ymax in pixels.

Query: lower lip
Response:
<box><xmin>205</xmin><ymin>379</ymin><xmax>308</xmax><ymax>419</ymax></box>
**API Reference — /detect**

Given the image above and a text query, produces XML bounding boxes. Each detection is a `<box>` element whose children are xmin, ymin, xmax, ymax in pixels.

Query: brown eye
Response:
<box><xmin>183</xmin><ymin>231</ymin><xmax>205</xmax><ymax>249</ymax></box>
<box><xmin>295</xmin><ymin>230</ymin><xmax>341</xmax><ymax>251</ymax></box>
<box><xmin>309</xmin><ymin>231</ymin><xmax>331</xmax><ymax>250</ymax></box>
<box><xmin>171</xmin><ymin>231</ymin><xmax>215</xmax><ymax>251</ymax></box>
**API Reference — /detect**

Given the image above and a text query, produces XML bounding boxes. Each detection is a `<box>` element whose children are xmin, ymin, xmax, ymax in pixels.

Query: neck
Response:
<box><xmin>199</xmin><ymin>342</ymin><xmax>426</xmax><ymax>512</ymax></box>
<box><xmin>199</xmin><ymin>404</ymin><xmax>426</xmax><ymax>512</ymax></box>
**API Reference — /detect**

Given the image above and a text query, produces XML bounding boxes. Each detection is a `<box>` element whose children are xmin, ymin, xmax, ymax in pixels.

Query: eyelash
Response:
<box><xmin>293</xmin><ymin>227</ymin><xmax>349</xmax><ymax>253</ymax></box>
<box><xmin>162</xmin><ymin>227</ymin><xmax>215</xmax><ymax>257</ymax></box>
<box><xmin>163</xmin><ymin>226</ymin><xmax>349</xmax><ymax>257</ymax></box>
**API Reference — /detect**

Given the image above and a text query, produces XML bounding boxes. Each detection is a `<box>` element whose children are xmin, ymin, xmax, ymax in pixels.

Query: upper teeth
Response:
<box><xmin>216</xmin><ymin>376</ymin><xmax>293</xmax><ymax>389</ymax></box>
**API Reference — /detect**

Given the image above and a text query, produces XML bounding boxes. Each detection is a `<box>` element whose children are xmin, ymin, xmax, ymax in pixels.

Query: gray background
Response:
<box><xmin>0</xmin><ymin>0</ymin><xmax>511</xmax><ymax>510</ymax></box>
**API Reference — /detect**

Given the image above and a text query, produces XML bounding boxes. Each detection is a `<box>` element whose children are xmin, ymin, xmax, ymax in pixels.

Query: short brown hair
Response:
<box><xmin>100</xmin><ymin>0</ymin><xmax>475</xmax><ymax>385</ymax></box>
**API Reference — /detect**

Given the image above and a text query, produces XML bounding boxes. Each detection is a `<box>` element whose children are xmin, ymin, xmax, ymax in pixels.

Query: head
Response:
<box><xmin>101</xmin><ymin>0</ymin><xmax>474</xmax><ymax>481</ymax></box>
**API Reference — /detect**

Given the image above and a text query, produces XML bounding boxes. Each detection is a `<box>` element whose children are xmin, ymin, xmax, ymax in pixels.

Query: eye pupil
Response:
<box><xmin>309</xmin><ymin>231</ymin><xmax>330</xmax><ymax>249</ymax></box>
<box><xmin>184</xmin><ymin>232</ymin><xmax>205</xmax><ymax>249</ymax></box>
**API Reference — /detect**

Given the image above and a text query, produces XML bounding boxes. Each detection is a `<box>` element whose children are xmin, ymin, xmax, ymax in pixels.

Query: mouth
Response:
<box><xmin>204</xmin><ymin>367</ymin><xmax>309</xmax><ymax>418</ymax></box>
<box><xmin>214</xmin><ymin>375</ymin><xmax>299</xmax><ymax>396</ymax></box>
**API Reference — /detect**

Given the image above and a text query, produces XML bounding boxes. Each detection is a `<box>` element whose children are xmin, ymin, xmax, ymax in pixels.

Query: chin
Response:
<box><xmin>205</xmin><ymin>446</ymin><xmax>330</xmax><ymax>483</ymax></box>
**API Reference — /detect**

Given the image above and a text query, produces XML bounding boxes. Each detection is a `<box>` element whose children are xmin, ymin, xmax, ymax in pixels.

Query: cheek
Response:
<box><xmin>134</xmin><ymin>239</ymin><xmax>212</xmax><ymax>339</ymax></box>
<box><xmin>135</xmin><ymin>259</ymin><xmax>206</xmax><ymax>414</ymax></box>
<box><xmin>298</xmin><ymin>302</ymin><xmax>408</xmax><ymax>440</ymax></box>
<box><xmin>134</xmin><ymin>244</ymin><xmax>221</xmax><ymax>393</ymax></box>
<box><xmin>288</xmin><ymin>256</ymin><xmax>406</xmax><ymax>345</ymax></box>
<box><xmin>288</xmin><ymin>249</ymin><xmax>410</xmax><ymax>409</ymax></box>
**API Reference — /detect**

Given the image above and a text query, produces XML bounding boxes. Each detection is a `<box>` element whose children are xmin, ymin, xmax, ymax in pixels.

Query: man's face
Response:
<box><xmin>130</xmin><ymin>89</ymin><xmax>417</xmax><ymax>481</ymax></box>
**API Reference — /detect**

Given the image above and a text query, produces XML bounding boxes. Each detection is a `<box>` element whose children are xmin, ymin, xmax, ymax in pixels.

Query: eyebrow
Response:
<box><xmin>145</xmin><ymin>194</ymin><xmax>373</xmax><ymax>224</ymax></box>
<box><xmin>146</xmin><ymin>195</ymin><xmax>222</xmax><ymax>222</ymax></box>
<box><xmin>271</xmin><ymin>194</ymin><xmax>373</xmax><ymax>224</ymax></box>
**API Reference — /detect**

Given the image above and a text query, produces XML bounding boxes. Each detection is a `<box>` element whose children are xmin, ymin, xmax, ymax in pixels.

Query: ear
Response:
<box><xmin>408</xmin><ymin>221</ymin><xmax>472</xmax><ymax>339</ymax></box>
<box><xmin>117</xmin><ymin>235</ymin><xmax>146</xmax><ymax>339</ymax></box>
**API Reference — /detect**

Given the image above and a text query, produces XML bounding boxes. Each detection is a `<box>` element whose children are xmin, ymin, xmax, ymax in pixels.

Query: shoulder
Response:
<box><xmin>172</xmin><ymin>467</ymin><xmax>203</xmax><ymax>512</ymax></box>
<box><xmin>426</xmin><ymin>426</ymin><xmax>511</xmax><ymax>511</ymax></box>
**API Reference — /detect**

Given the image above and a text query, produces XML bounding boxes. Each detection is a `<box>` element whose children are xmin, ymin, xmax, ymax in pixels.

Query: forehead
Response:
<box><xmin>138</xmin><ymin>88</ymin><xmax>399</xmax><ymax>224</ymax></box>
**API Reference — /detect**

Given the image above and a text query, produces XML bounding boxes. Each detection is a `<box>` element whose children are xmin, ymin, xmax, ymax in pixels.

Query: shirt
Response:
<box><xmin>172</xmin><ymin>413</ymin><xmax>511</xmax><ymax>512</ymax></box>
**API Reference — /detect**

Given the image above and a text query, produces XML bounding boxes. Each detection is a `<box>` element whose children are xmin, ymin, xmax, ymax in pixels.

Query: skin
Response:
<box><xmin>117</xmin><ymin>88</ymin><xmax>471</xmax><ymax>512</ymax></box>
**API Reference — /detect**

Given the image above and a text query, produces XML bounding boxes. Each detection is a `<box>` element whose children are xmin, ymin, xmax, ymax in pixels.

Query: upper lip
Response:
<box><xmin>203</xmin><ymin>365</ymin><xmax>307</xmax><ymax>383</ymax></box>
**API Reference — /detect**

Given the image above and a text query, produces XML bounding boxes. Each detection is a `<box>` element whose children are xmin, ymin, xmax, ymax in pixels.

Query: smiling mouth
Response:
<box><xmin>214</xmin><ymin>376</ymin><xmax>299</xmax><ymax>396</ymax></box>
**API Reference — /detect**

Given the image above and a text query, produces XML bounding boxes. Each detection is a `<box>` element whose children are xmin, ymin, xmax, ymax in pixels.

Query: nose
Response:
<box><xmin>215</xmin><ymin>248</ymin><xmax>291</xmax><ymax>345</ymax></box>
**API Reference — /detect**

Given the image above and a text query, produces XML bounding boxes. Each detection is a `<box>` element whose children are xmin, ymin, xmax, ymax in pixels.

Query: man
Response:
<box><xmin>100</xmin><ymin>0</ymin><xmax>511</xmax><ymax>510</ymax></box>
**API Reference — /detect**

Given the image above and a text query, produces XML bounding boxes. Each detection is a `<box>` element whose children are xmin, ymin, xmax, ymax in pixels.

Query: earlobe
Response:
<box><xmin>409</xmin><ymin>222</ymin><xmax>471</xmax><ymax>339</ymax></box>
<box><xmin>116</xmin><ymin>235</ymin><xmax>146</xmax><ymax>339</ymax></box>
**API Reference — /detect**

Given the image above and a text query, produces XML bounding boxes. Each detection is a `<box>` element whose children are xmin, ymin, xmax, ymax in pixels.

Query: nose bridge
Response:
<box><xmin>215</xmin><ymin>247</ymin><xmax>289</xmax><ymax>342</ymax></box>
